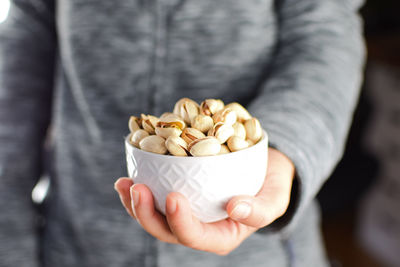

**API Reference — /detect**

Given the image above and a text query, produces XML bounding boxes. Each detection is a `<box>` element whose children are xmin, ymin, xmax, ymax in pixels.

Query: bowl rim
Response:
<box><xmin>125</xmin><ymin>130</ymin><xmax>268</xmax><ymax>160</ymax></box>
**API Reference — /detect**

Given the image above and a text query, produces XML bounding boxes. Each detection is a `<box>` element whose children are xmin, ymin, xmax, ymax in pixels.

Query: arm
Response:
<box><xmin>0</xmin><ymin>1</ymin><xmax>56</xmax><ymax>266</ymax></box>
<box><xmin>115</xmin><ymin>0</ymin><xmax>365</xmax><ymax>254</ymax></box>
<box><xmin>247</xmin><ymin>0</ymin><xmax>365</xmax><ymax>232</ymax></box>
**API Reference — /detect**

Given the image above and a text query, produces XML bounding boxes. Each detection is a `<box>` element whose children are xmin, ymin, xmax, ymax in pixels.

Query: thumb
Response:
<box><xmin>226</xmin><ymin>190</ymin><xmax>290</xmax><ymax>228</ymax></box>
<box><xmin>226</xmin><ymin>148</ymin><xmax>295</xmax><ymax>228</ymax></box>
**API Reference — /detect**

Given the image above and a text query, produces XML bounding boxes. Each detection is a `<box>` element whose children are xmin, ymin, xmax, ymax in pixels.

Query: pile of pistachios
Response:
<box><xmin>128</xmin><ymin>98</ymin><xmax>263</xmax><ymax>156</ymax></box>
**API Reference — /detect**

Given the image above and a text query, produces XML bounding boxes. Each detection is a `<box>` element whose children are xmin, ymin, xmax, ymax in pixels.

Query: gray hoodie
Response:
<box><xmin>0</xmin><ymin>0</ymin><xmax>365</xmax><ymax>266</ymax></box>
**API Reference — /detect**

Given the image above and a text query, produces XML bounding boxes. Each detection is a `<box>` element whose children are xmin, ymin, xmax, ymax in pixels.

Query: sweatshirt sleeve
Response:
<box><xmin>0</xmin><ymin>1</ymin><xmax>56</xmax><ymax>266</ymax></box>
<box><xmin>247</xmin><ymin>0</ymin><xmax>366</xmax><ymax>234</ymax></box>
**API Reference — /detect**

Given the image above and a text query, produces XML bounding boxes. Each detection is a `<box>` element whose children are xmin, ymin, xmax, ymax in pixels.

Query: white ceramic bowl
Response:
<box><xmin>125</xmin><ymin>131</ymin><xmax>268</xmax><ymax>223</ymax></box>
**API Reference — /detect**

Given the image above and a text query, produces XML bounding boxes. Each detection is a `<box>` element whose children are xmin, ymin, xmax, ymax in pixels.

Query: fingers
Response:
<box><xmin>226</xmin><ymin>148</ymin><xmax>295</xmax><ymax>228</ymax></box>
<box><xmin>165</xmin><ymin>192</ymin><xmax>205</xmax><ymax>249</ymax></box>
<box><xmin>114</xmin><ymin>178</ymin><xmax>135</xmax><ymax>218</ymax></box>
<box><xmin>165</xmin><ymin>193</ymin><xmax>250</xmax><ymax>255</ymax></box>
<box><xmin>116</xmin><ymin>180</ymin><xmax>256</xmax><ymax>254</ymax></box>
<box><xmin>131</xmin><ymin>184</ymin><xmax>178</xmax><ymax>244</ymax></box>
<box><xmin>115</xmin><ymin>180</ymin><xmax>178</xmax><ymax>244</ymax></box>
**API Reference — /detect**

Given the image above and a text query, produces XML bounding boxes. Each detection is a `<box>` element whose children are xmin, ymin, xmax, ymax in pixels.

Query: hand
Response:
<box><xmin>114</xmin><ymin>148</ymin><xmax>295</xmax><ymax>255</ymax></box>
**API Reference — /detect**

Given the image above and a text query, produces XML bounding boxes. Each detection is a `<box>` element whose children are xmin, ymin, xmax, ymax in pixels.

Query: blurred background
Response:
<box><xmin>0</xmin><ymin>0</ymin><xmax>399</xmax><ymax>266</ymax></box>
<box><xmin>317</xmin><ymin>1</ymin><xmax>400</xmax><ymax>266</ymax></box>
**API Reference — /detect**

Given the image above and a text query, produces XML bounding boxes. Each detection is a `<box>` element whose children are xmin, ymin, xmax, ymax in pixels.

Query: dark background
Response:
<box><xmin>318</xmin><ymin>1</ymin><xmax>400</xmax><ymax>266</ymax></box>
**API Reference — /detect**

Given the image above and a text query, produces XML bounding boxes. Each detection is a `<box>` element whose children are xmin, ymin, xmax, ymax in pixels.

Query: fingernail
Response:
<box><xmin>113</xmin><ymin>181</ymin><xmax>119</xmax><ymax>191</ymax></box>
<box><xmin>166</xmin><ymin>198</ymin><xmax>177</xmax><ymax>215</ymax></box>
<box><xmin>230</xmin><ymin>202</ymin><xmax>252</xmax><ymax>219</ymax></box>
<box><xmin>130</xmin><ymin>186</ymin><xmax>140</xmax><ymax>208</ymax></box>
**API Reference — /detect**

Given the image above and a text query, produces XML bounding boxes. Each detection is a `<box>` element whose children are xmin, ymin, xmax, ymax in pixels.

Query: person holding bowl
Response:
<box><xmin>0</xmin><ymin>0</ymin><xmax>365</xmax><ymax>266</ymax></box>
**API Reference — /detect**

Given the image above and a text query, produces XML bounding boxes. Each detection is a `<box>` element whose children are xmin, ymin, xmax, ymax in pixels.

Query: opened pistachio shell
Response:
<box><xmin>155</xmin><ymin>127</ymin><xmax>182</xmax><ymax>139</ymax></box>
<box><xmin>191</xmin><ymin>114</ymin><xmax>214</xmax><ymax>133</ymax></box>
<box><xmin>157</xmin><ymin>114</ymin><xmax>185</xmax><ymax>130</ymax></box>
<box><xmin>232</xmin><ymin>122</ymin><xmax>246</xmax><ymax>139</ymax></box>
<box><xmin>200</xmin><ymin>99</ymin><xmax>224</xmax><ymax>116</ymax></box>
<box><xmin>139</xmin><ymin>135</ymin><xmax>167</xmax><ymax>154</ymax></box>
<box><xmin>173</xmin><ymin>98</ymin><xmax>200</xmax><ymax>125</ymax></box>
<box><xmin>188</xmin><ymin>137</ymin><xmax>221</xmax><ymax>157</ymax></box>
<box><xmin>130</xmin><ymin>129</ymin><xmax>150</xmax><ymax>148</ymax></box>
<box><xmin>227</xmin><ymin>136</ymin><xmax>249</xmax><ymax>152</ymax></box>
<box><xmin>128</xmin><ymin>116</ymin><xmax>142</xmax><ymax>133</ymax></box>
<box><xmin>165</xmin><ymin>136</ymin><xmax>189</xmax><ymax>156</ymax></box>
<box><xmin>225</xmin><ymin>102</ymin><xmax>251</xmax><ymax>122</ymax></box>
<box><xmin>181</xmin><ymin>127</ymin><xmax>206</xmax><ymax>144</ymax></box>
<box><xmin>155</xmin><ymin>114</ymin><xmax>186</xmax><ymax>138</ymax></box>
<box><xmin>219</xmin><ymin>144</ymin><xmax>231</xmax><ymax>154</ymax></box>
<box><xmin>212</xmin><ymin>108</ymin><xmax>237</xmax><ymax>126</ymax></box>
<box><xmin>210</xmin><ymin>122</ymin><xmax>234</xmax><ymax>144</ymax></box>
<box><xmin>246</xmin><ymin>139</ymin><xmax>255</xmax><ymax>147</ymax></box>
<box><xmin>141</xmin><ymin>114</ymin><xmax>159</xmax><ymax>134</ymax></box>
<box><xmin>160</xmin><ymin>112</ymin><xmax>175</xmax><ymax>119</ymax></box>
<box><xmin>245</xmin><ymin>118</ymin><xmax>262</xmax><ymax>143</ymax></box>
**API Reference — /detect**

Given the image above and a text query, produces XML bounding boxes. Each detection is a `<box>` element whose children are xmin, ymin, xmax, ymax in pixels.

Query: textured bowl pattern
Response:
<box><xmin>125</xmin><ymin>132</ymin><xmax>268</xmax><ymax>223</ymax></box>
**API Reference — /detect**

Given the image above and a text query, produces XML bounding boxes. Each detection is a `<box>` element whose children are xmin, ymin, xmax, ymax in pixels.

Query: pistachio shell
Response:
<box><xmin>200</xmin><ymin>99</ymin><xmax>224</xmax><ymax>116</ymax></box>
<box><xmin>191</xmin><ymin>114</ymin><xmax>214</xmax><ymax>133</ymax></box>
<box><xmin>225</xmin><ymin>102</ymin><xmax>251</xmax><ymax>122</ymax></box>
<box><xmin>165</xmin><ymin>136</ymin><xmax>189</xmax><ymax>156</ymax></box>
<box><xmin>128</xmin><ymin>116</ymin><xmax>141</xmax><ymax>133</ymax></box>
<box><xmin>188</xmin><ymin>137</ymin><xmax>221</xmax><ymax>157</ymax></box>
<box><xmin>155</xmin><ymin>127</ymin><xmax>182</xmax><ymax>139</ymax></box>
<box><xmin>209</xmin><ymin>122</ymin><xmax>234</xmax><ymax>144</ymax></box>
<box><xmin>181</xmin><ymin>127</ymin><xmax>206</xmax><ymax>144</ymax></box>
<box><xmin>139</xmin><ymin>135</ymin><xmax>167</xmax><ymax>154</ymax></box>
<box><xmin>219</xmin><ymin>144</ymin><xmax>231</xmax><ymax>154</ymax></box>
<box><xmin>245</xmin><ymin>118</ymin><xmax>262</xmax><ymax>143</ymax></box>
<box><xmin>173</xmin><ymin>98</ymin><xmax>200</xmax><ymax>125</ymax></box>
<box><xmin>130</xmin><ymin>129</ymin><xmax>150</xmax><ymax>148</ymax></box>
<box><xmin>157</xmin><ymin>114</ymin><xmax>186</xmax><ymax>130</ymax></box>
<box><xmin>227</xmin><ymin>136</ymin><xmax>249</xmax><ymax>152</ymax></box>
<box><xmin>212</xmin><ymin>108</ymin><xmax>237</xmax><ymax>126</ymax></box>
<box><xmin>246</xmin><ymin>139</ymin><xmax>255</xmax><ymax>147</ymax></box>
<box><xmin>141</xmin><ymin>114</ymin><xmax>159</xmax><ymax>134</ymax></box>
<box><xmin>160</xmin><ymin>112</ymin><xmax>175</xmax><ymax>119</ymax></box>
<box><xmin>232</xmin><ymin>122</ymin><xmax>246</xmax><ymax>139</ymax></box>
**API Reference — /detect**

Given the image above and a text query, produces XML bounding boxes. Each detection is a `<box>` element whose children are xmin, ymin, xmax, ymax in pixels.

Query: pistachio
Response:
<box><xmin>191</xmin><ymin>114</ymin><xmax>214</xmax><ymax>133</ymax></box>
<box><xmin>181</xmin><ymin>127</ymin><xmax>206</xmax><ymax>144</ymax></box>
<box><xmin>165</xmin><ymin>136</ymin><xmax>189</xmax><ymax>156</ymax></box>
<box><xmin>245</xmin><ymin>118</ymin><xmax>262</xmax><ymax>143</ymax></box>
<box><xmin>209</xmin><ymin>122</ymin><xmax>234</xmax><ymax>144</ymax></box>
<box><xmin>212</xmin><ymin>108</ymin><xmax>237</xmax><ymax>126</ymax></box>
<box><xmin>173</xmin><ymin>98</ymin><xmax>200</xmax><ymax>125</ymax></box>
<box><xmin>139</xmin><ymin>135</ymin><xmax>167</xmax><ymax>154</ymax></box>
<box><xmin>188</xmin><ymin>137</ymin><xmax>221</xmax><ymax>157</ymax></box>
<box><xmin>160</xmin><ymin>112</ymin><xmax>175</xmax><ymax>119</ymax></box>
<box><xmin>227</xmin><ymin>136</ymin><xmax>249</xmax><ymax>152</ymax></box>
<box><xmin>130</xmin><ymin>129</ymin><xmax>150</xmax><ymax>148</ymax></box>
<box><xmin>141</xmin><ymin>114</ymin><xmax>159</xmax><ymax>135</ymax></box>
<box><xmin>155</xmin><ymin>114</ymin><xmax>186</xmax><ymax>138</ymax></box>
<box><xmin>157</xmin><ymin>114</ymin><xmax>185</xmax><ymax>129</ymax></box>
<box><xmin>127</xmin><ymin>98</ymin><xmax>264</xmax><ymax>156</ymax></box>
<box><xmin>232</xmin><ymin>122</ymin><xmax>246</xmax><ymax>139</ymax></box>
<box><xmin>246</xmin><ymin>139</ymin><xmax>255</xmax><ymax>147</ymax></box>
<box><xmin>128</xmin><ymin>116</ymin><xmax>142</xmax><ymax>133</ymax></box>
<box><xmin>219</xmin><ymin>144</ymin><xmax>231</xmax><ymax>154</ymax></box>
<box><xmin>200</xmin><ymin>99</ymin><xmax>224</xmax><ymax>116</ymax></box>
<box><xmin>225</xmin><ymin>102</ymin><xmax>251</xmax><ymax>122</ymax></box>
<box><xmin>155</xmin><ymin>127</ymin><xmax>182</xmax><ymax>139</ymax></box>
